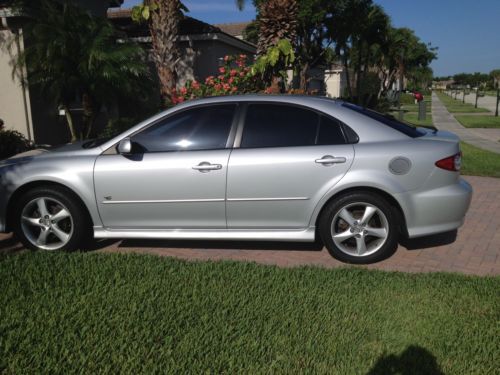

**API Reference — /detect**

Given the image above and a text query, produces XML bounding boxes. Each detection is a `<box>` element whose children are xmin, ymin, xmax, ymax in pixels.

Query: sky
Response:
<box><xmin>121</xmin><ymin>0</ymin><xmax>500</xmax><ymax>77</ymax></box>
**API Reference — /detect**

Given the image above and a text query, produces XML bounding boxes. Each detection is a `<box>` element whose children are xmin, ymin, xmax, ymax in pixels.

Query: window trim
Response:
<box><xmin>105</xmin><ymin>103</ymin><xmax>241</xmax><ymax>155</ymax></box>
<box><xmin>342</xmin><ymin>102</ymin><xmax>425</xmax><ymax>139</ymax></box>
<box><xmin>233</xmin><ymin>101</ymin><xmax>354</xmax><ymax>149</ymax></box>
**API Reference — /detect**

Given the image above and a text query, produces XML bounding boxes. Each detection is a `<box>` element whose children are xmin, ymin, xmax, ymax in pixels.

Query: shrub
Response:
<box><xmin>0</xmin><ymin>126</ymin><xmax>33</xmax><ymax>160</ymax></box>
<box><xmin>400</xmin><ymin>93</ymin><xmax>416</xmax><ymax>105</ymax></box>
<box><xmin>171</xmin><ymin>54</ymin><xmax>264</xmax><ymax>104</ymax></box>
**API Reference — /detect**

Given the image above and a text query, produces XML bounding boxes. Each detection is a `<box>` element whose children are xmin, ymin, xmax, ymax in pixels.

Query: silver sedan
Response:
<box><xmin>0</xmin><ymin>95</ymin><xmax>472</xmax><ymax>263</ymax></box>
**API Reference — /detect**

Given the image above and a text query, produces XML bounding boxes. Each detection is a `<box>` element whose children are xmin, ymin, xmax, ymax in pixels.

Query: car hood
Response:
<box><xmin>0</xmin><ymin>141</ymin><xmax>100</xmax><ymax>166</ymax></box>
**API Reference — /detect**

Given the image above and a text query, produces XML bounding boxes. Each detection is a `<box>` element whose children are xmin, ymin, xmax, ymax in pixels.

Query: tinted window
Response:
<box><xmin>342</xmin><ymin>102</ymin><xmax>425</xmax><ymax>138</ymax></box>
<box><xmin>132</xmin><ymin>105</ymin><xmax>235</xmax><ymax>152</ymax></box>
<box><xmin>317</xmin><ymin>116</ymin><xmax>346</xmax><ymax>145</ymax></box>
<box><xmin>241</xmin><ymin>104</ymin><xmax>319</xmax><ymax>148</ymax></box>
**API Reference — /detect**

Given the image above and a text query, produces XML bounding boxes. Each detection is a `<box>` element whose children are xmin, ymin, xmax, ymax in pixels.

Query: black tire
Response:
<box><xmin>319</xmin><ymin>191</ymin><xmax>399</xmax><ymax>264</ymax></box>
<box><xmin>13</xmin><ymin>186</ymin><xmax>91</xmax><ymax>251</ymax></box>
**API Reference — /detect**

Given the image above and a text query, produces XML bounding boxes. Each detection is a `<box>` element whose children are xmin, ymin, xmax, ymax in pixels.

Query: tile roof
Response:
<box><xmin>213</xmin><ymin>22</ymin><xmax>251</xmax><ymax>37</ymax></box>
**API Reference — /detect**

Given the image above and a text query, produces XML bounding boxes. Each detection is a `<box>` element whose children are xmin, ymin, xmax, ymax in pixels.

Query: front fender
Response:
<box><xmin>0</xmin><ymin>156</ymin><xmax>102</xmax><ymax>232</ymax></box>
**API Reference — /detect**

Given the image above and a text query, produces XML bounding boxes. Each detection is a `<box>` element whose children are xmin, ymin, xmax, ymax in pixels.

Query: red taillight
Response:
<box><xmin>435</xmin><ymin>152</ymin><xmax>461</xmax><ymax>172</ymax></box>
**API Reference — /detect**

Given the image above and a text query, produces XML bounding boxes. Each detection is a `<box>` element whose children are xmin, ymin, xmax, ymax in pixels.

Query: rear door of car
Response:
<box><xmin>226</xmin><ymin>102</ymin><xmax>355</xmax><ymax>229</ymax></box>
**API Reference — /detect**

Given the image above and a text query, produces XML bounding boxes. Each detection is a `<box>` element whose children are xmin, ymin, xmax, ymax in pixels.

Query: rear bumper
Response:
<box><xmin>396</xmin><ymin>178</ymin><xmax>473</xmax><ymax>238</ymax></box>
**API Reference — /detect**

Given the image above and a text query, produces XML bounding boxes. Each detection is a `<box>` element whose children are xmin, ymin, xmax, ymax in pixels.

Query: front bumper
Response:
<box><xmin>0</xmin><ymin>188</ymin><xmax>8</xmax><ymax>232</ymax></box>
<box><xmin>396</xmin><ymin>178</ymin><xmax>473</xmax><ymax>238</ymax></box>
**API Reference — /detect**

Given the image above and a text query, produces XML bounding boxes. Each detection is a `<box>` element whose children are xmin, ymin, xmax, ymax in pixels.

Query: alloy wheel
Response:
<box><xmin>330</xmin><ymin>202</ymin><xmax>389</xmax><ymax>257</ymax></box>
<box><xmin>20</xmin><ymin>197</ymin><xmax>74</xmax><ymax>251</ymax></box>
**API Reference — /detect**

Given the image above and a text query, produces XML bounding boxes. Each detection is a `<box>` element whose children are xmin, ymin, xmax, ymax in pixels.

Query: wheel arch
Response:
<box><xmin>6</xmin><ymin>180</ymin><xmax>94</xmax><ymax>232</ymax></box>
<box><xmin>313</xmin><ymin>186</ymin><xmax>409</xmax><ymax>238</ymax></box>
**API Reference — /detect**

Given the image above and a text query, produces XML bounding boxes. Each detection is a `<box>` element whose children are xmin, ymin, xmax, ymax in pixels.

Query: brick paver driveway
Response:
<box><xmin>1</xmin><ymin>176</ymin><xmax>498</xmax><ymax>276</ymax></box>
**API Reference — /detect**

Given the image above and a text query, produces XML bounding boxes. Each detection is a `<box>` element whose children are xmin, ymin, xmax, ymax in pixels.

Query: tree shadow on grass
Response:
<box><xmin>367</xmin><ymin>345</ymin><xmax>444</xmax><ymax>375</ymax></box>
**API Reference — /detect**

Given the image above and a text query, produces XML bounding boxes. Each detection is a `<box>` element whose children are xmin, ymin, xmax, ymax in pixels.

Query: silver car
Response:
<box><xmin>0</xmin><ymin>95</ymin><xmax>472</xmax><ymax>263</ymax></box>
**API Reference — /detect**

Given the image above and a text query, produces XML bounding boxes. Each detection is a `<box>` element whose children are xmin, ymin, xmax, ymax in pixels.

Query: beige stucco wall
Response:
<box><xmin>325</xmin><ymin>69</ymin><xmax>345</xmax><ymax>98</ymax></box>
<box><xmin>0</xmin><ymin>29</ymin><xmax>33</xmax><ymax>140</ymax></box>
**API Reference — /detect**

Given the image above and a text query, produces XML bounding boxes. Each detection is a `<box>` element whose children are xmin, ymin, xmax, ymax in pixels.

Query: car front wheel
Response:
<box><xmin>319</xmin><ymin>192</ymin><xmax>399</xmax><ymax>264</ymax></box>
<box><xmin>13</xmin><ymin>186</ymin><xmax>89</xmax><ymax>251</ymax></box>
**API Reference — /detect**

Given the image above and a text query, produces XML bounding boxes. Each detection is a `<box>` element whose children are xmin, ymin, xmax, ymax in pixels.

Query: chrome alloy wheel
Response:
<box><xmin>331</xmin><ymin>202</ymin><xmax>389</xmax><ymax>257</ymax></box>
<box><xmin>20</xmin><ymin>197</ymin><xmax>74</xmax><ymax>250</ymax></box>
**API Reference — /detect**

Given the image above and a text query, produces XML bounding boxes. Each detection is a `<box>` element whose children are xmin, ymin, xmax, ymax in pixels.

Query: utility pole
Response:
<box><xmin>397</xmin><ymin>51</ymin><xmax>404</xmax><ymax>121</ymax></box>
<box><xmin>463</xmin><ymin>87</ymin><xmax>466</xmax><ymax>103</ymax></box>
<box><xmin>475</xmin><ymin>88</ymin><xmax>479</xmax><ymax>108</ymax></box>
<box><xmin>496</xmin><ymin>87</ymin><xmax>499</xmax><ymax>117</ymax></box>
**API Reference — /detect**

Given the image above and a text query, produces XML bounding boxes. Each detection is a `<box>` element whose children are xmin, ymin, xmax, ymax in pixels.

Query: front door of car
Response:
<box><xmin>94</xmin><ymin>104</ymin><xmax>237</xmax><ymax>229</ymax></box>
<box><xmin>226</xmin><ymin>103</ymin><xmax>355</xmax><ymax>229</ymax></box>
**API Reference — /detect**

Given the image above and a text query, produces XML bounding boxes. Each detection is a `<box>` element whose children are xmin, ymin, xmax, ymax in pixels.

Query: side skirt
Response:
<box><xmin>94</xmin><ymin>227</ymin><xmax>316</xmax><ymax>242</ymax></box>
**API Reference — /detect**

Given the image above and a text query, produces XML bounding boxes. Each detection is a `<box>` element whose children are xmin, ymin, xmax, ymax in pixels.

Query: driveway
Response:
<box><xmin>1</xmin><ymin>176</ymin><xmax>499</xmax><ymax>276</ymax></box>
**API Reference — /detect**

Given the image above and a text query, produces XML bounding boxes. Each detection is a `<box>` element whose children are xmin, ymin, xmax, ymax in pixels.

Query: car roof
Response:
<box><xmin>98</xmin><ymin>95</ymin><xmax>409</xmax><ymax>152</ymax></box>
<box><xmin>175</xmin><ymin>94</ymin><xmax>345</xmax><ymax>107</ymax></box>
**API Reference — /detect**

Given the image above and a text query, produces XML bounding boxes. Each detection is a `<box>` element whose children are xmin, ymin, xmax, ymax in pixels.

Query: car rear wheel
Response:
<box><xmin>13</xmin><ymin>186</ymin><xmax>89</xmax><ymax>251</ymax></box>
<box><xmin>319</xmin><ymin>192</ymin><xmax>399</xmax><ymax>263</ymax></box>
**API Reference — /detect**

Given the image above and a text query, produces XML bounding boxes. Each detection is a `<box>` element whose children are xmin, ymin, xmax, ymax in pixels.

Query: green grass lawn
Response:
<box><xmin>389</xmin><ymin>111</ymin><xmax>433</xmax><ymax>128</ymax></box>
<box><xmin>436</xmin><ymin>92</ymin><xmax>490</xmax><ymax>113</ymax></box>
<box><xmin>461</xmin><ymin>141</ymin><xmax>500</xmax><ymax>178</ymax></box>
<box><xmin>1</xmin><ymin>253</ymin><xmax>498</xmax><ymax>374</ymax></box>
<box><xmin>455</xmin><ymin>115</ymin><xmax>500</xmax><ymax>128</ymax></box>
<box><xmin>402</xmin><ymin>112</ymin><xmax>433</xmax><ymax>127</ymax></box>
<box><xmin>401</xmin><ymin>104</ymin><xmax>431</xmax><ymax>113</ymax></box>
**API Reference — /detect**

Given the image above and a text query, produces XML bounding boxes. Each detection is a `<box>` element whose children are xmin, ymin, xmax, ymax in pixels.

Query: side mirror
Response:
<box><xmin>117</xmin><ymin>138</ymin><xmax>132</xmax><ymax>155</ymax></box>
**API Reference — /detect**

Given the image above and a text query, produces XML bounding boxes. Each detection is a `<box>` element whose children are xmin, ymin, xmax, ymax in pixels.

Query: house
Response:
<box><xmin>214</xmin><ymin>22</ymin><xmax>251</xmax><ymax>40</ymax></box>
<box><xmin>108</xmin><ymin>10</ymin><xmax>256</xmax><ymax>87</ymax></box>
<box><xmin>0</xmin><ymin>0</ymin><xmax>123</xmax><ymax>145</ymax></box>
<box><xmin>432</xmin><ymin>80</ymin><xmax>454</xmax><ymax>90</ymax></box>
<box><xmin>0</xmin><ymin>3</ymin><xmax>256</xmax><ymax>146</ymax></box>
<box><xmin>324</xmin><ymin>65</ymin><xmax>347</xmax><ymax>98</ymax></box>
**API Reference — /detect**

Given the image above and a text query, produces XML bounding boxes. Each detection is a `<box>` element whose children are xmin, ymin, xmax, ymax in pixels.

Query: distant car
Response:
<box><xmin>0</xmin><ymin>95</ymin><xmax>472</xmax><ymax>263</ymax></box>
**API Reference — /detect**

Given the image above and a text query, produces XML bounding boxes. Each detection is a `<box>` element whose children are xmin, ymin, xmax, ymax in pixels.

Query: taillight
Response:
<box><xmin>435</xmin><ymin>152</ymin><xmax>461</xmax><ymax>172</ymax></box>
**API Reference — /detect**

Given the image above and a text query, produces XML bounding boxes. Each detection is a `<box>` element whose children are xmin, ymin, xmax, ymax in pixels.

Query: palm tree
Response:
<box><xmin>141</xmin><ymin>0</ymin><xmax>185</xmax><ymax>104</ymax></box>
<box><xmin>17</xmin><ymin>0</ymin><xmax>149</xmax><ymax>141</ymax></box>
<box><xmin>236</xmin><ymin>0</ymin><xmax>298</xmax><ymax>56</ymax></box>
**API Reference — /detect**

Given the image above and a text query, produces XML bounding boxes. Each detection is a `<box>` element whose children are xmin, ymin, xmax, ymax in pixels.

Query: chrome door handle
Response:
<box><xmin>192</xmin><ymin>162</ymin><xmax>223</xmax><ymax>172</ymax></box>
<box><xmin>315</xmin><ymin>155</ymin><xmax>347</xmax><ymax>165</ymax></box>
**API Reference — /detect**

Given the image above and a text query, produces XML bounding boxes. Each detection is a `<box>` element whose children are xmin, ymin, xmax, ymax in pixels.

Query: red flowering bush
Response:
<box><xmin>171</xmin><ymin>54</ymin><xmax>264</xmax><ymax>104</ymax></box>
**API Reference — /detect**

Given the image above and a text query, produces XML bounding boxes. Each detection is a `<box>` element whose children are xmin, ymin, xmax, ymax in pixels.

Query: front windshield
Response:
<box><xmin>82</xmin><ymin>138</ymin><xmax>111</xmax><ymax>149</ymax></box>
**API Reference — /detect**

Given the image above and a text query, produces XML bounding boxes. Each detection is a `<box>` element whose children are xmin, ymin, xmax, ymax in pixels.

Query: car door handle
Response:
<box><xmin>315</xmin><ymin>155</ymin><xmax>347</xmax><ymax>165</ymax></box>
<box><xmin>192</xmin><ymin>162</ymin><xmax>223</xmax><ymax>172</ymax></box>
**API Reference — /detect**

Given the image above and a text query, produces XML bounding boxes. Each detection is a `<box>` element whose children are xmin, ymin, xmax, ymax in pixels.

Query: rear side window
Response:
<box><xmin>132</xmin><ymin>105</ymin><xmax>235</xmax><ymax>152</ymax></box>
<box><xmin>342</xmin><ymin>102</ymin><xmax>425</xmax><ymax>138</ymax></box>
<box><xmin>240</xmin><ymin>104</ymin><xmax>348</xmax><ymax>148</ymax></box>
<box><xmin>317</xmin><ymin>116</ymin><xmax>347</xmax><ymax>145</ymax></box>
<box><xmin>241</xmin><ymin>104</ymin><xmax>318</xmax><ymax>148</ymax></box>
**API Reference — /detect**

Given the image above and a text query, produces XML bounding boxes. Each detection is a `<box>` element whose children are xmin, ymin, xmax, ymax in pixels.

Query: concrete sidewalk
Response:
<box><xmin>432</xmin><ymin>93</ymin><xmax>500</xmax><ymax>154</ymax></box>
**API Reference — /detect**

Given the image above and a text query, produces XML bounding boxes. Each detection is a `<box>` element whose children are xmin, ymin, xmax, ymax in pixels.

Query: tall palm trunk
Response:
<box><xmin>256</xmin><ymin>0</ymin><xmax>298</xmax><ymax>92</ymax></box>
<box><xmin>146</xmin><ymin>0</ymin><xmax>181</xmax><ymax>104</ymax></box>
<box><xmin>257</xmin><ymin>0</ymin><xmax>298</xmax><ymax>56</ymax></box>
<box><xmin>82</xmin><ymin>92</ymin><xmax>96</xmax><ymax>139</ymax></box>
<box><xmin>61</xmin><ymin>104</ymin><xmax>77</xmax><ymax>142</ymax></box>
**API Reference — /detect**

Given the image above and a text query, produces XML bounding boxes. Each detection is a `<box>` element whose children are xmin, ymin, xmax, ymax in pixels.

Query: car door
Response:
<box><xmin>94</xmin><ymin>104</ymin><xmax>237</xmax><ymax>229</ymax></box>
<box><xmin>226</xmin><ymin>103</ymin><xmax>355</xmax><ymax>229</ymax></box>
